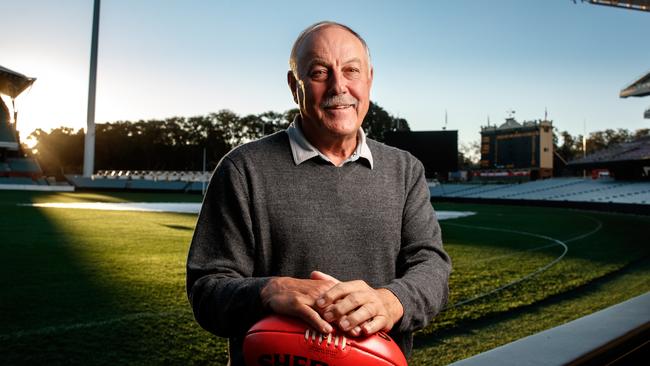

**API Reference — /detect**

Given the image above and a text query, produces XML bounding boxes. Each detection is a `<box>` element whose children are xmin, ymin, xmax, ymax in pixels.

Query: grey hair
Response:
<box><xmin>289</xmin><ymin>21</ymin><xmax>371</xmax><ymax>78</ymax></box>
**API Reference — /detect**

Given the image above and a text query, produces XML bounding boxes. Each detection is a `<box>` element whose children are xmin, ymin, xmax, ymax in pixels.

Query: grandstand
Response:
<box><xmin>430</xmin><ymin>177</ymin><xmax>650</xmax><ymax>214</ymax></box>
<box><xmin>1</xmin><ymin>67</ymin><xmax>40</xmax><ymax>186</ymax></box>
<box><xmin>568</xmin><ymin>136</ymin><xmax>650</xmax><ymax>180</ymax></box>
<box><xmin>66</xmin><ymin>170</ymin><xmax>211</xmax><ymax>192</ymax></box>
<box><xmin>431</xmin><ymin>178</ymin><xmax>650</xmax><ymax>203</ymax></box>
<box><xmin>0</xmin><ymin>65</ymin><xmax>74</xmax><ymax>191</ymax></box>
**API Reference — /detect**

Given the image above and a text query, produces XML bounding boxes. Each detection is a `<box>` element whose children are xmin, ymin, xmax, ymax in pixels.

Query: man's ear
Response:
<box><xmin>287</xmin><ymin>70</ymin><xmax>299</xmax><ymax>104</ymax></box>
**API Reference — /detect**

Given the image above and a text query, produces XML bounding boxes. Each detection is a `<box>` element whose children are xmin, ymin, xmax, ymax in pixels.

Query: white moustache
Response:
<box><xmin>321</xmin><ymin>95</ymin><xmax>358</xmax><ymax>108</ymax></box>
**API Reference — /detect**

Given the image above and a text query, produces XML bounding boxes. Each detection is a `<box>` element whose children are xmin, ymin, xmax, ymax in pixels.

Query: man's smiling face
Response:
<box><xmin>290</xmin><ymin>25</ymin><xmax>373</xmax><ymax>140</ymax></box>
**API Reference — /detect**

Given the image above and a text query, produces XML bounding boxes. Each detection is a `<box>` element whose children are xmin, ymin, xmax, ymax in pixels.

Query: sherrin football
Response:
<box><xmin>243</xmin><ymin>314</ymin><xmax>407</xmax><ymax>366</ymax></box>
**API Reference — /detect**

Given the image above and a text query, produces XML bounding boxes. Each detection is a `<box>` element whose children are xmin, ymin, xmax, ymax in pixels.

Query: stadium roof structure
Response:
<box><xmin>568</xmin><ymin>137</ymin><xmax>650</xmax><ymax>179</ymax></box>
<box><xmin>581</xmin><ymin>0</ymin><xmax>650</xmax><ymax>11</ymax></box>
<box><xmin>0</xmin><ymin>66</ymin><xmax>35</xmax><ymax>150</ymax></box>
<box><xmin>0</xmin><ymin>65</ymin><xmax>36</xmax><ymax>99</ymax></box>
<box><xmin>620</xmin><ymin>70</ymin><xmax>650</xmax><ymax>119</ymax></box>
<box><xmin>569</xmin><ymin>137</ymin><xmax>650</xmax><ymax>166</ymax></box>
<box><xmin>620</xmin><ymin>70</ymin><xmax>650</xmax><ymax>98</ymax></box>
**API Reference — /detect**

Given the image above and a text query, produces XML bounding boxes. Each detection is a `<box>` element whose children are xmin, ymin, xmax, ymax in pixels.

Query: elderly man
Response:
<box><xmin>187</xmin><ymin>21</ymin><xmax>451</xmax><ymax>365</ymax></box>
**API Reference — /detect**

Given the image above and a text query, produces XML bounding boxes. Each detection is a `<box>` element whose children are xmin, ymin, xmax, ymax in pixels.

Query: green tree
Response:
<box><xmin>555</xmin><ymin>130</ymin><xmax>581</xmax><ymax>162</ymax></box>
<box><xmin>29</xmin><ymin>127</ymin><xmax>84</xmax><ymax>178</ymax></box>
<box><xmin>28</xmin><ymin>103</ymin><xmax>410</xmax><ymax>176</ymax></box>
<box><xmin>458</xmin><ymin>140</ymin><xmax>480</xmax><ymax>169</ymax></box>
<box><xmin>634</xmin><ymin>128</ymin><xmax>650</xmax><ymax>140</ymax></box>
<box><xmin>362</xmin><ymin>101</ymin><xmax>410</xmax><ymax>142</ymax></box>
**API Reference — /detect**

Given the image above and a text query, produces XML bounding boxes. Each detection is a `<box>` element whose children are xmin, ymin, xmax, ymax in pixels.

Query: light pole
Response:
<box><xmin>84</xmin><ymin>0</ymin><xmax>100</xmax><ymax>177</ymax></box>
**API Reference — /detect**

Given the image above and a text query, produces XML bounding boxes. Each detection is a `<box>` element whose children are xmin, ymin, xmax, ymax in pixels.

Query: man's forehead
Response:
<box><xmin>296</xmin><ymin>26</ymin><xmax>368</xmax><ymax>66</ymax></box>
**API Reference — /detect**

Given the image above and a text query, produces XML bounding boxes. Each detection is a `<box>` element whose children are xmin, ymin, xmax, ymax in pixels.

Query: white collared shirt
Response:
<box><xmin>286</xmin><ymin>117</ymin><xmax>374</xmax><ymax>168</ymax></box>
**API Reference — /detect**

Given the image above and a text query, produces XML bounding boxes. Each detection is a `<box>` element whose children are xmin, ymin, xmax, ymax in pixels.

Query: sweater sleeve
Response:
<box><xmin>186</xmin><ymin>156</ymin><xmax>270</xmax><ymax>337</ymax></box>
<box><xmin>382</xmin><ymin>159</ymin><xmax>451</xmax><ymax>333</ymax></box>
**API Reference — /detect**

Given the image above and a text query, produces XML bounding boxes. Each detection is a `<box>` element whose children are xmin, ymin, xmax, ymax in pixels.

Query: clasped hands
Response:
<box><xmin>260</xmin><ymin>270</ymin><xmax>403</xmax><ymax>337</ymax></box>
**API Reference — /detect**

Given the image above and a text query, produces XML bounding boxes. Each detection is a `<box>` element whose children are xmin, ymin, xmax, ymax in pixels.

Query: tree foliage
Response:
<box><xmin>28</xmin><ymin>102</ymin><xmax>408</xmax><ymax>177</ymax></box>
<box><xmin>458</xmin><ymin>140</ymin><xmax>480</xmax><ymax>169</ymax></box>
<box><xmin>362</xmin><ymin>101</ymin><xmax>409</xmax><ymax>142</ymax></box>
<box><xmin>28</xmin><ymin>127</ymin><xmax>84</xmax><ymax>177</ymax></box>
<box><xmin>554</xmin><ymin>128</ymin><xmax>650</xmax><ymax>163</ymax></box>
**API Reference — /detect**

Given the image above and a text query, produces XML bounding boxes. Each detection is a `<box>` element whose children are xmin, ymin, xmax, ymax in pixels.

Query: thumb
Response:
<box><xmin>310</xmin><ymin>270</ymin><xmax>340</xmax><ymax>283</ymax></box>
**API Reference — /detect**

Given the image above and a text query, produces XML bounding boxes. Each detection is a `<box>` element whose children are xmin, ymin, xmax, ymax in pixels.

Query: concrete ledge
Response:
<box><xmin>0</xmin><ymin>184</ymin><xmax>74</xmax><ymax>192</ymax></box>
<box><xmin>432</xmin><ymin>196</ymin><xmax>650</xmax><ymax>215</ymax></box>
<box><xmin>449</xmin><ymin>292</ymin><xmax>650</xmax><ymax>366</ymax></box>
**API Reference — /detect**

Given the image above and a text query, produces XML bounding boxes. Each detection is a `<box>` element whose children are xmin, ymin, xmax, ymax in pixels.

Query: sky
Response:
<box><xmin>2</xmin><ymin>0</ymin><xmax>649</xmax><ymax>147</ymax></box>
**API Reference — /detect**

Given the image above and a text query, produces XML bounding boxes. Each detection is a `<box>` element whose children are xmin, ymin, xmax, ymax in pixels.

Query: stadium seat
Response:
<box><xmin>430</xmin><ymin>178</ymin><xmax>650</xmax><ymax>206</ymax></box>
<box><xmin>7</xmin><ymin>158</ymin><xmax>42</xmax><ymax>174</ymax></box>
<box><xmin>0</xmin><ymin>176</ymin><xmax>36</xmax><ymax>185</ymax></box>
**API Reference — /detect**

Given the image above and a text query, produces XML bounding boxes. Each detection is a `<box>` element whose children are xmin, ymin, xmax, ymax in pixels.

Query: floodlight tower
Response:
<box><xmin>84</xmin><ymin>0</ymin><xmax>100</xmax><ymax>177</ymax></box>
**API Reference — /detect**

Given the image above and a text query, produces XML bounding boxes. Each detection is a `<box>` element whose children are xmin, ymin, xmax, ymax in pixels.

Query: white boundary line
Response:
<box><xmin>443</xmin><ymin>215</ymin><xmax>602</xmax><ymax>309</ymax></box>
<box><xmin>564</xmin><ymin>215</ymin><xmax>603</xmax><ymax>244</ymax></box>
<box><xmin>472</xmin><ymin>242</ymin><xmax>561</xmax><ymax>264</ymax></box>
<box><xmin>1</xmin><ymin>216</ymin><xmax>603</xmax><ymax>337</ymax></box>
<box><xmin>471</xmin><ymin>215</ymin><xmax>603</xmax><ymax>264</ymax></box>
<box><xmin>0</xmin><ymin>310</ymin><xmax>186</xmax><ymax>340</ymax></box>
<box><xmin>444</xmin><ymin>223</ymin><xmax>569</xmax><ymax>309</ymax></box>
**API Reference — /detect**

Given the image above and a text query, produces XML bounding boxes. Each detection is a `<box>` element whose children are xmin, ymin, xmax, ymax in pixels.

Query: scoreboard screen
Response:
<box><xmin>496</xmin><ymin>135</ymin><xmax>537</xmax><ymax>168</ymax></box>
<box><xmin>481</xmin><ymin>129</ymin><xmax>541</xmax><ymax>169</ymax></box>
<box><xmin>384</xmin><ymin>130</ymin><xmax>458</xmax><ymax>178</ymax></box>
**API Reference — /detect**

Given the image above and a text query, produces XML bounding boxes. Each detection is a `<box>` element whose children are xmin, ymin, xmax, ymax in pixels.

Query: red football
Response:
<box><xmin>243</xmin><ymin>314</ymin><xmax>408</xmax><ymax>366</ymax></box>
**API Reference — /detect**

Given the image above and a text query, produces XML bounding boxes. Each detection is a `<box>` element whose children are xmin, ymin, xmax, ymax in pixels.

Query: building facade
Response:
<box><xmin>479</xmin><ymin>117</ymin><xmax>553</xmax><ymax>180</ymax></box>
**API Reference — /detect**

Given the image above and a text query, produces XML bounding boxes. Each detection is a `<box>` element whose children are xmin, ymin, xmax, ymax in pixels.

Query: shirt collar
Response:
<box><xmin>286</xmin><ymin>116</ymin><xmax>373</xmax><ymax>169</ymax></box>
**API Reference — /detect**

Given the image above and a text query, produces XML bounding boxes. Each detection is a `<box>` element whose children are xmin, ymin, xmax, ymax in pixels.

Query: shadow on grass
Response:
<box><xmin>411</xmin><ymin>256</ymin><xmax>650</xmax><ymax>365</ymax></box>
<box><xmin>0</xmin><ymin>192</ymin><xmax>124</xmax><ymax>330</ymax></box>
<box><xmin>0</xmin><ymin>192</ymin><xmax>128</xmax><ymax>364</ymax></box>
<box><xmin>422</xmin><ymin>202</ymin><xmax>650</xmax><ymax>344</ymax></box>
<box><xmin>159</xmin><ymin>223</ymin><xmax>195</xmax><ymax>231</ymax></box>
<box><xmin>0</xmin><ymin>191</ymin><xmax>227</xmax><ymax>365</ymax></box>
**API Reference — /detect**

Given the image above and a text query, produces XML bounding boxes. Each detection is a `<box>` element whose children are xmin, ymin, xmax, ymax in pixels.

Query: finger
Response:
<box><xmin>361</xmin><ymin>316</ymin><xmax>390</xmax><ymax>335</ymax></box>
<box><xmin>318</xmin><ymin>280</ymin><xmax>366</xmax><ymax>309</ymax></box>
<box><xmin>339</xmin><ymin>303</ymin><xmax>376</xmax><ymax>331</ymax></box>
<box><xmin>320</xmin><ymin>298</ymin><xmax>358</xmax><ymax>323</ymax></box>
<box><xmin>326</xmin><ymin>291</ymin><xmax>371</xmax><ymax>320</ymax></box>
<box><xmin>296</xmin><ymin>304</ymin><xmax>333</xmax><ymax>334</ymax></box>
<box><xmin>310</xmin><ymin>270</ymin><xmax>341</xmax><ymax>284</ymax></box>
<box><xmin>267</xmin><ymin>291</ymin><xmax>333</xmax><ymax>334</ymax></box>
<box><xmin>311</xmin><ymin>272</ymin><xmax>340</xmax><ymax>308</ymax></box>
<box><xmin>351</xmin><ymin>326</ymin><xmax>362</xmax><ymax>337</ymax></box>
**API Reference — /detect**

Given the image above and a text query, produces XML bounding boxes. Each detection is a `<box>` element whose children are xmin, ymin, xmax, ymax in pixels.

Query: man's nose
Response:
<box><xmin>328</xmin><ymin>69</ymin><xmax>347</xmax><ymax>95</ymax></box>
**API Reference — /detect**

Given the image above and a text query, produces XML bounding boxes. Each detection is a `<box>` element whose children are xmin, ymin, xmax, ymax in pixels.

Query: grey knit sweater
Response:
<box><xmin>186</xmin><ymin>131</ymin><xmax>451</xmax><ymax>365</ymax></box>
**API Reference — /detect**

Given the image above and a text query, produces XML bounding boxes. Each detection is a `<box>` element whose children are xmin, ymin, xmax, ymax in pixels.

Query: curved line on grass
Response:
<box><xmin>564</xmin><ymin>215</ymin><xmax>603</xmax><ymax>243</ymax></box>
<box><xmin>0</xmin><ymin>310</ymin><xmax>187</xmax><ymax>340</ymax></box>
<box><xmin>470</xmin><ymin>215</ymin><xmax>602</xmax><ymax>264</ymax></box>
<box><xmin>2</xmin><ymin>220</ymin><xmax>604</xmax><ymax>337</ymax></box>
<box><xmin>471</xmin><ymin>242</ymin><xmax>560</xmax><ymax>264</ymax></box>
<box><xmin>443</xmin><ymin>222</ymin><xmax>569</xmax><ymax>309</ymax></box>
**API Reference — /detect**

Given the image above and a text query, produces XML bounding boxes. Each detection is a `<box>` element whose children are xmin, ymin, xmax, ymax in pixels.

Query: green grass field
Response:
<box><xmin>1</xmin><ymin>191</ymin><xmax>648</xmax><ymax>365</ymax></box>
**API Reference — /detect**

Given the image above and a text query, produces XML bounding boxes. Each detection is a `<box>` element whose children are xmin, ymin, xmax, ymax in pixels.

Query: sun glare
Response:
<box><xmin>23</xmin><ymin>134</ymin><xmax>38</xmax><ymax>149</ymax></box>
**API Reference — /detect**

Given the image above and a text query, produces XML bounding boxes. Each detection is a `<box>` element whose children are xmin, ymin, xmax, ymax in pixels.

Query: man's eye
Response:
<box><xmin>310</xmin><ymin>69</ymin><xmax>328</xmax><ymax>80</ymax></box>
<box><xmin>344</xmin><ymin>68</ymin><xmax>361</xmax><ymax>79</ymax></box>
